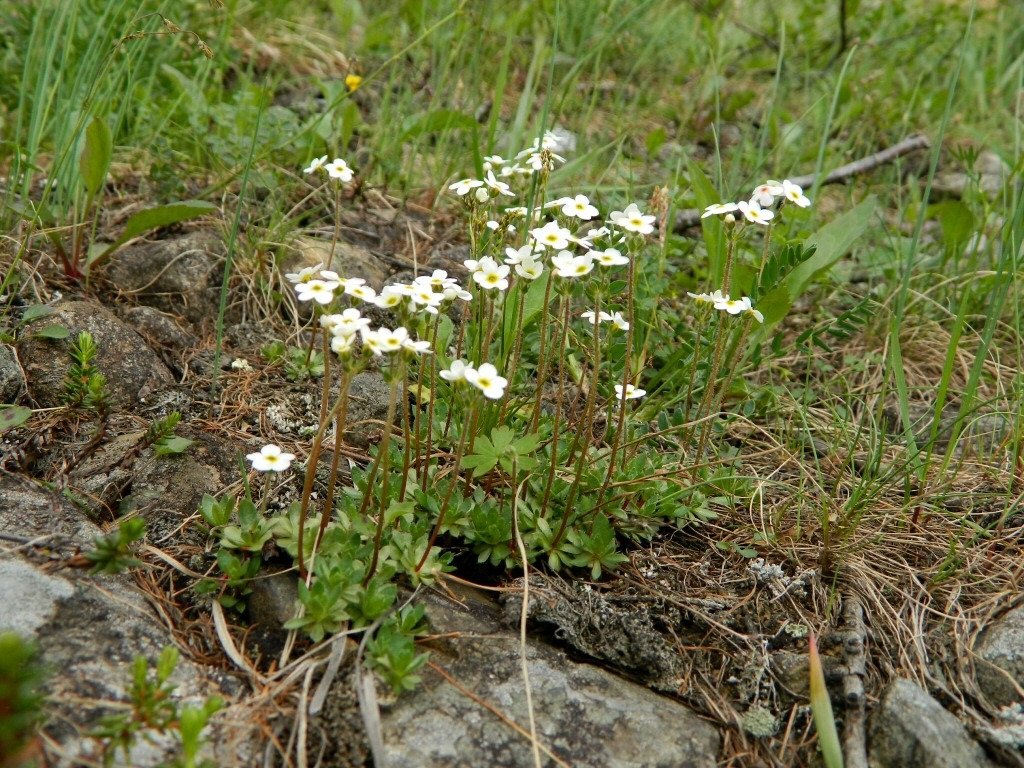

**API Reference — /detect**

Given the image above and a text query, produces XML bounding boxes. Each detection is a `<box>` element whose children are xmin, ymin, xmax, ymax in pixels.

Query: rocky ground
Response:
<box><xmin>4</xmin><ymin>208</ymin><xmax>1024</xmax><ymax>767</ymax></box>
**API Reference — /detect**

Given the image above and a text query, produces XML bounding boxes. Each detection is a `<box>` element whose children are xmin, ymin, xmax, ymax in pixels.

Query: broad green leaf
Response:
<box><xmin>80</xmin><ymin>116</ymin><xmax>112</xmax><ymax>198</ymax></box>
<box><xmin>757</xmin><ymin>195</ymin><xmax>877</xmax><ymax>328</ymax></box>
<box><xmin>154</xmin><ymin>436</ymin><xmax>194</xmax><ymax>456</ymax></box>
<box><xmin>20</xmin><ymin>305</ymin><xmax>53</xmax><ymax>325</ymax></box>
<box><xmin>33</xmin><ymin>324</ymin><xmax>70</xmax><ymax>340</ymax></box>
<box><xmin>928</xmin><ymin>200</ymin><xmax>976</xmax><ymax>248</ymax></box>
<box><xmin>400</xmin><ymin>109</ymin><xmax>477</xmax><ymax>142</ymax></box>
<box><xmin>787</xmin><ymin>194</ymin><xmax>876</xmax><ymax>300</ymax></box>
<box><xmin>89</xmin><ymin>201</ymin><xmax>217</xmax><ymax>266</ymax></box>
<box><xmin>687</xmin><ymin>158</ymin><xmax>725</xmax><ymax>286</ymax></box>
<box><xmin>0</xmin><ymin>405</ymin><xmax>32</xmax><ymax>434</ymax></box>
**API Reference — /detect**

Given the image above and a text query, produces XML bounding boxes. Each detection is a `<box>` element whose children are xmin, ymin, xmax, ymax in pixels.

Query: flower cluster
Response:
<box><xmin>687</xmin><ymin>290</ymin><xmax>764</xmax><ymax>323</ymax></box>
<box><xmin>701</xmin><ymin>179</ymin><xmax>811</xmax><ymax>225</ymax></box>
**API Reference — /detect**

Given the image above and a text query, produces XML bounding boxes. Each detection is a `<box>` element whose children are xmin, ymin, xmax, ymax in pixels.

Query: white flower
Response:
<box><xmin>782</xmin><ymin>179</ymin><xmax>811</xmax><ymax>208</ymax></box>
<box><xmin>687</xmin><ymin>289</ymin><xmax>726</xmax><ymax>306</ymax></box>
<box><xmin>614</xmin><ymin>383</ymin><xmax>646</xmax><ymax>401</ymax></box>
<box><xmin>374</xmin><ymin>285</ymin><xmax>408</xmax><ymax>308</ymax></box>
<box><xmin>231</xmin><ymin>358</ymin><xmax>251</xmax><ymax>371</ymax></box>
<box><xmin>716</xmin><ymin>295</ymin><xmax>748</xmax><ymax>315</ymax></box>
<box><xmin>472</xmin><ymin>257</ymin><xmax>510</xmax><ymax>291</ymax></box>
<box><xmin>751</xmin><ymin>181</ymin><xmax>784</xmax><ymax>208</ymax></box>
<box><xmin>609</xmin><ymin>311</ymin><xmax>630</xmax><ymax>331</ymax></box>
<box><xmin>401</xmin><ymin>336</ymin><xmax>433</xmax><ymax>355</ymax></box>
<box><xmin>558</xmin><ymin>194</ymin><xmax>599</xmax><ymax>220</ymax></box>
<box><xmin>609</xmin><ymin>203</ymin><xmax>656</xmax><ymax>235</ymax></box>
<box><xmin>482</xmin><ymin>155</ymin><xmax>506</xmax><ymax>171</ymax></box>
<box><xmin>531</xmin><ymin>220</ymin><xmax>573</xmax><ymax>250</ymax></box>
<box><xmin>440</xmin><ymin>359</ymin><xmax>473</xmax><ymax>383</ymax></box>
<box><xmin>501</xmin><ymin>164</ymin><xmax>530</xmax><ymax>178</ymax></box>
<box><xmin>443</xmin><ymin>284</ymin><xmax>473</xmax><ymax>303</ymax></box>
<box><xmin>517</xmin><ymin>149</ymin><xmax>566</xmax><ymax>172</ymax></box>
<box><xmin>514</xmin><ymin>256</ymin><xmax>544</xmax><ymax>280</ymax></box>
<box><xmin>474</xmin><ymin>186</ymin><xmax>490</xmax><ymax>203</ymax></box>
<box><xmin>325</xmin><ymin>307</ymin><xmax>371</xmax><ymax>338</ymax></box>
<box><xmin>449</xmin><ymin>178</ymin><xmax>484</xmax><ymax>196</ymax></box>
<box><xmin>409</xmin><ymin>285</ymin><xmax>444</xmax><ymax>314</ymax></box>
<box><xmin>331</xmin><ymin>333</ymin><xmax>356</xmax><ymax>356</ymax></box>
<box><xmin>581</xmin><ymin>310</ymin><xmax>613</xmax><ymax>325</ymax></box>
<box><xmin>246</xmin><ymin>444</ymin><xmax>296</xmax><ymax>473</ymax></box>
<box><xmin>711</xmin><ymin>295</ymin><xmax>764</xmax><ymax>322</ymax></box>
<box><xmin>295</xmin><ymin>279</ymin><xmax>336</xmax><ymax>305</ymax></box>
<box><xmin>285</xmin><ymin>262</ymin><xmax>323</xmax><ymax>284</ymax></box>
<box><xmin>737</xmin><ymin>200</ymin><xmax>774</xmax><ymax>226</ymax></box>
<box><xmin>701</xmin><ymin>202</ymin><xmax>739</xmax><ymax>219</ymax></box>
<box><xmin>484</xmin><ymin>169</ymin><xmax>515</xmax><ymax>197</ymax></box>
<box><xmin>344</xmin><ymin>282</ymin><xmax>377</xmax><ymax>303</ymax></box>
<box><xmin>504</xmin><ymin>244</ymin><xmax>538</xmax><ymax>265</ymax></box>
<box><xmin>464</xmin><ymin>362</ymin><xmax>508</xmax><ymax>400</ymax></box>
<box><xmin>325</xmin><ymin>158</ymin><xmax>354</xmax><ymax>182</ymax></box>
<box><xmin>593</xmin><ymin>248</ymin><xmax>629</xmax><ymax>267</ymax></box>
<box><xmin>304</xmin><ymin>155</ymin><xmax>328</xmax><ymax>175</ymax></box>
<box><xmin>362</xmin><ymin>327</ymin><xmax>408</xmax><ymax>355</ymax></box>
<box><xmin>551</xmin><ymin>250</ymin><xmax>594</xmax><ymax>278</ymax></box>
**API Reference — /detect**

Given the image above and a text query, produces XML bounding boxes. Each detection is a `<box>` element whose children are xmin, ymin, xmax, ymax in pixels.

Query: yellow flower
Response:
<box><xmin>345</xmin><ymin>74</ymin><xmax>362</xmax><ymax>92</ymax></box>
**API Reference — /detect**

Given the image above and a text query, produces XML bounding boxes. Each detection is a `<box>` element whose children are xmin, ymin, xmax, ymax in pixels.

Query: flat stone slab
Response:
<box><xmin>376</xmin><ymin>585</ymin><xmax>719</xmax><ymax>768</ymax></box>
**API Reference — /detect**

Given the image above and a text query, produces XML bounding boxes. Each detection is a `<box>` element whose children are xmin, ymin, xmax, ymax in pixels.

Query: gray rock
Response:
<box><xmin>0</xmin><ymin>471</ymin><xmax>240</xmax><ymax>766</ymax></box>
<box><xmin>374</xmin><ymin>585</ymin><xmax>719</xmax><ymax>768</ymax></box>
<box><xmin>17</xmin><ymin>301</ymin><xmax>173</xmax><ymax>408</ymax></box>
<box><xmin>975</xmin><ymin>603</ymin><xmax>1024</xmax><ymax>708</ymax></box>
<box><xmin>126</xmin><ymin>436</ymin><xmax>232</xmax><ymax>547</ymax></box>
<box><xmin>868</xmin><ymin>678</ymin><xmax>998</xmax><ymax>768</ymax></box>
<box><xmin>105</xmin><ymin>232</ymin><xmax>222</xmax><ymax>322</ymax></box>
<box><xmin>246</xmin><ymin>571</ymin><xmax>300</xmax><ymax>659</ymax></box>
<box><xmin>0</xmin><ymin>472</ymin><xmax>101</xmax><ymax>550</ymax></box>
<box><xmin>934</xmin><ymin>150</ymin><xmax>1011</xmax><ymax>200</ymax></box>
<box><xmin>285</xmin><ymin>238</ymin><xmax>391</xmax><ymax>290</ymax></box>
<box><xmin>122</xmin><ymin>306</ymin><xmax>196</xmax><ymax>350</ymax></box>
<box><xmin>0</xmin><ymin>559</ymin><xmax>75</xmax><ymax>636</ymax></box>
<box><xmin>344</xmin><ymin>370</ymin><xmax>396</xmax><ymax>448</ymax></box>
<box><xmin>0</xmin><ymin>342</ymin><xmax>26</xmax><ymax>401</ymax></box>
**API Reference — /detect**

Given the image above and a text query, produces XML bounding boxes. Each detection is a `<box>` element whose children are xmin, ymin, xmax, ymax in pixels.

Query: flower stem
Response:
<box><xmin>364</xmin><ymin>360</ymin><xmax>403</xmax><ymax>583</ymax></box>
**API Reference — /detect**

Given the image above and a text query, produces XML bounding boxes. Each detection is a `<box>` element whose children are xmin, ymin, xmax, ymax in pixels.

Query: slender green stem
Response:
<box><xmin>529</xmin><ymin>269</ymin><xmax>557</xmax><ymax>434</ymax></box>
<box><xmin>540</xmin><ymin>293</ymin><xmax>572</xmax><ymax>516</ymax></box>
<box><xmin>417</xmin><ymin>400</ymin><xmax>477</xmax><ymax>572</ymax></box>
<box><xmin>601</xmin><ymin>246</ymin><xmax>637</xmax><ymax>499</ymax></box>
<box><xmin>364</xmin><ymin>360</ymin><xmax>403</xmax><ymax>583</ymax></box>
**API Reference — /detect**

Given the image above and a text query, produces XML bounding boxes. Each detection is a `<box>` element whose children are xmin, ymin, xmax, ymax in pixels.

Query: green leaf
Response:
<box><xmin>786</xmin><ymin>195</ymin><xmax>877</xmax><ymax>301</ymax></box>
<box><xmin>400</xmin><ymin>109</ymin><xmax>477</xmax><ymax>142</ymax></box>
<box><xmin>33</xmin><ymin>324</ymin><xmax>70</xmax><ymax>340</ymax></box>
<box><xmin>0</xmin><ymin>405</ymin><xmax>32</xmax><ymax>434</ymax></box>
<box><xmin>19</xmin><ymin>305</ymin><xmax>54</xmax><ymax>325</ymax></box>
<box><xmin>153</xmin><ymin>436</ymin><xmax>194</xmax><ymax>456</ymax></box>
<box><xmin>928</xmin><ymin>200</ymin><xmax>976</xmax><ymax>248</ymax></box>
<box><xmin>88</xmin><ymin>200</ymin><xmax>217</xmax><ymax>267</ymax></box>
<box><xmin>809</xmin><ymin>633</ymin><xmax>844</xmax><ymax>768</ymax></box>
<box><xmin>687</xmin><ymin>158</ymin><xmax>725</xmax><ymax>286</ymax></box>
<box><xmin>80</xmin><ymin>115</ymin><xmax>112</xmax><ymax>198</ymax></box>
<box><xmin>757</xmin><ymin>195</ymin><xmax>877</xmax><ymax>328</ymax></box>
